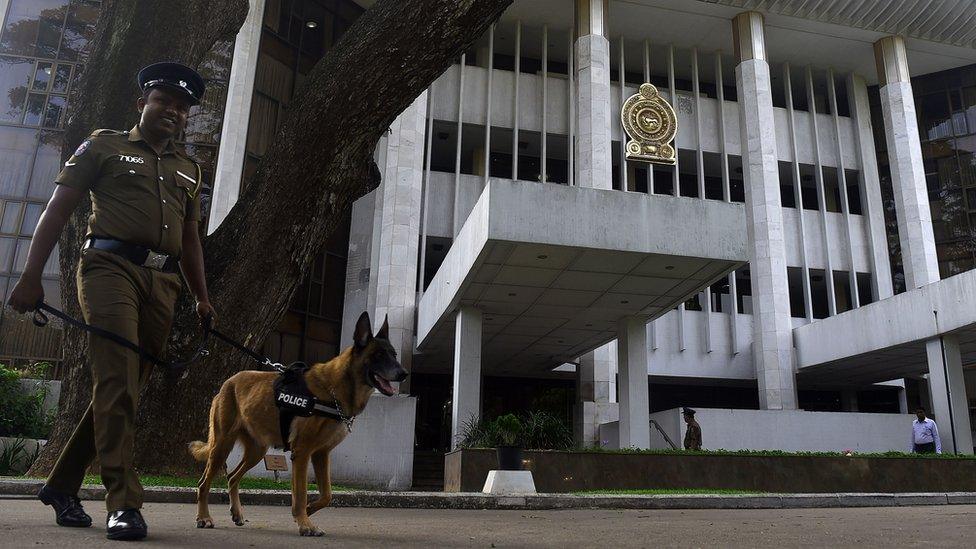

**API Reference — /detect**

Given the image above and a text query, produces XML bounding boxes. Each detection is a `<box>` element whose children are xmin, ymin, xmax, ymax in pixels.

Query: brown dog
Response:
<box><xmin>188</xmin><ymin>312</ymin><xmax>406</xmax><ymax>536</ymax></box>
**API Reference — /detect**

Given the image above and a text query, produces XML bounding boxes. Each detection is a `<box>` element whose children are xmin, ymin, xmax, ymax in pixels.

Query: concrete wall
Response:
<box><xmin>601</xmin><ymin>407</ymin><xmax>917</xmax><ymax>453</ymax></box>
<box><xmin>340</xmin><ymin>191</ymin><xmax>377</xmax><ymax>350</ymax></box>
<box><xmin>17</xmin><ymin>379</ymin><xmax>60</xmax><ymax>416</ymax></box>
<box><xmin>429</xmin><ymin>65</ymin><xmax>860</xmax><ymax>169</ymax></box>
<box><xmin>228</xmin><ymin>394</ymin><xmax>417</xmax><ymax>490</ymax></box>
<box><xmin>795</xmin><ymin>269</ymin><xmax>976</xmax><ymax>368</ymax></box>
<box><xmin>649</xmin><ymin>310</ymin><xmax>755</xmax><ymax>379</ymax></box>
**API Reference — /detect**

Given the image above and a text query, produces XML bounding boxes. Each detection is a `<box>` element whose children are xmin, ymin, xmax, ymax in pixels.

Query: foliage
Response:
<box><xmin>0</xmin><ymin>364</ymin><xmax>53</xmax><ymax>439</ymax></box>
<box><xmin>494</xmin><ymin>414</ymin><xmax>522</xmax><ymax>446</ymax></box>
<box><xmin>18</xmin><ymin>362</ymin><xmax>54</xmax><ymax>380</ymax></box>
<box><xmin>0</xmin><ymin>438</ymin><xmax>42</xmax><ymax>475</ymax></box>
<box><xmin>459</xmin><ymin>411</ymin><xmax>574</xmax><ymax>450</ymax></box>
<box><xmin>574</xmin><ymin>447</ymin><xmax>976</xmax><ymax>460</ymax></box>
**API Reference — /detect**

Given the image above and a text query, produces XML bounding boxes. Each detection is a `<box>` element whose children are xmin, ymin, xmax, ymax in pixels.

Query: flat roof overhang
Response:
<box><xmin>415</xmin><ymin>180</ymin><xmax>748</xmax><ymax>375</ymax></box>
<box><xmin>795</xmin><ymin>270</ymin><xmax>976</xmax><ymax>385</ymax></box>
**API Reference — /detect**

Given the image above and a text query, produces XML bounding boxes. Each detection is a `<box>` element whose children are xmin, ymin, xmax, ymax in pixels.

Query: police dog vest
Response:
<box><xmin>272</xmin><ymin>362</ymin><xmax>346</xmax><ymax>451</ymax></box>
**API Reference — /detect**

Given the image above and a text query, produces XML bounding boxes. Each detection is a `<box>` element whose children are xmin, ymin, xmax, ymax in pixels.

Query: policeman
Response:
<box><xmin>8</xmin><ymin>62</ymin><xmax>215</xmax><ymax>541</ymax></box>
<box><xmin>682</xmin><ymin>407</ymin><xmax>702</xmax><ymax>451</ymax></box>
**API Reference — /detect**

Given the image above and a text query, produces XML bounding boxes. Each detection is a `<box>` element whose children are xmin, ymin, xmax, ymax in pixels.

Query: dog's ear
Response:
<box><xmin>376</xmin><ymin>315</ymin><xmax>390</xmax><ymax>340</ymax></box>
<box><xmin>354</xmin><ymin>311</ymin><xmax>373</xmax><ymax>349</ymax></box>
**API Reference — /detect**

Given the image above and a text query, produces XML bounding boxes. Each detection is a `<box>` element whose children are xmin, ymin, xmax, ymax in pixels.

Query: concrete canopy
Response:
<box><xmin>795</xmin><ymin>270</ymin><xmax>976</xmax><ymax>385</ymax></box>
<box><xmin>415</xmin><ymin>180</ymin><xmax>748</xmax><ymax>375</ymax></box>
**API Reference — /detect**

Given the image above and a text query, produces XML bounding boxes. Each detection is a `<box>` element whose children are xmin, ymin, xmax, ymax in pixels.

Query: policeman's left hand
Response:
<box><xmin>196</xmin><ymin>300</ymin><xmax>216</xmax><ymax>325</ymax></box>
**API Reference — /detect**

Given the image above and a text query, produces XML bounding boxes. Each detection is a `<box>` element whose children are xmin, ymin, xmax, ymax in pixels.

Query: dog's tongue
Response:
<box><xmin>376</xmin><ymin>376</ymin><xmax>397</xmax><ymax>395</ymax></box>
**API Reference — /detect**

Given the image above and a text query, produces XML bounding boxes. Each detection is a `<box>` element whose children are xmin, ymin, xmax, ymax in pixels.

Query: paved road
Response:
<box><xmin>1</xmin><ymin>497</ymin><xmax>973</xmax><ymax>547</ymax></box>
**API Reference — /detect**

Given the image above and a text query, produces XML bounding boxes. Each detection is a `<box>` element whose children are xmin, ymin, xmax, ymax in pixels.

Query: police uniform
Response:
<box><xmin>44</xmin><ymin>63</ymin><xmax>205</xmax><ymax>514</ymax></box>
<box><xmin>683</xmin><ymin>407</ymin><xmax>702</xmax><ymax>451</ymax></box>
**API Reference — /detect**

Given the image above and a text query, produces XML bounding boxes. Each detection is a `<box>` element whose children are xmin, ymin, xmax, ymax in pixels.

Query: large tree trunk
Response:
<box><xmin>31</xmin><ymin>0</ymin><xmax>511</xmax><ymax>476</ymax></box>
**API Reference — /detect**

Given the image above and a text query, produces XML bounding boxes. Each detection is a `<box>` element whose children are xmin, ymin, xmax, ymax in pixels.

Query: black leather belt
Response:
<box><xmin>83</xmin><ymin>237</ymin><xmax>180</xmax><ymax>273</ymax></box>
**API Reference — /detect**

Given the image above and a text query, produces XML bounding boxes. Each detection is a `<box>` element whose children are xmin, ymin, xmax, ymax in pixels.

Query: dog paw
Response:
<box><xmin>196</xmin><ymin>518</ymin><xmax>214</xmax><ymax>529</ymax></box>
<box><xmin>299</xmin><ymin>525</ymin><xmax>324</xmax><ymax>537</ymax></box>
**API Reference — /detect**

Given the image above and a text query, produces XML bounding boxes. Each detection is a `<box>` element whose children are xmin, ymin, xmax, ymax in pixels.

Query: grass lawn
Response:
<box><xmin>574</xmin><ymin>488</ymin><xmax>761</xmax><ymax>495</ymax></box>
<box><xmin>10</xmin><ymin>475</ymin><xmax>350</xmax><ymax>492</ymax></box>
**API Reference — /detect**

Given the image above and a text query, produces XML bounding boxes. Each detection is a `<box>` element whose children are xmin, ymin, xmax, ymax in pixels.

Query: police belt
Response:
<box><xmin>83</xmin><ymin>236</ymin><xmax>180</xmax><ymax>273</ymax></box>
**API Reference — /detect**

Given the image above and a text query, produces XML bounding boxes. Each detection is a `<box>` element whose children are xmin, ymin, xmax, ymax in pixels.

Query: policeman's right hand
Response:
<box><xmin>7</xmin><ymin>276</ymin><xmax>44</xmax><ymax>313</ymax></box>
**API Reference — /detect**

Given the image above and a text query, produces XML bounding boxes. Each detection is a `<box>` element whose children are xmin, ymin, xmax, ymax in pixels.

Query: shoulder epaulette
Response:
<box><xmin>91</xmin><ymin>129</ymin><xmax>126</xmax><ymax>137</ymax></box>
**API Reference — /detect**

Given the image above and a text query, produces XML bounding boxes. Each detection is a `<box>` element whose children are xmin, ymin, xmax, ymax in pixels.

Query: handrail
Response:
<box><xmin>650</xmin><ymin>419</ymin><xmax>678</xmax><ymax>450</ymax></box>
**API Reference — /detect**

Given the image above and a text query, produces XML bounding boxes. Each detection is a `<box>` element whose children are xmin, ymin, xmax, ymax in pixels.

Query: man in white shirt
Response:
<box><xmin>910</xmin><ymin>407</ymin><xmax>942</xmax><ymax>454</ymax></box>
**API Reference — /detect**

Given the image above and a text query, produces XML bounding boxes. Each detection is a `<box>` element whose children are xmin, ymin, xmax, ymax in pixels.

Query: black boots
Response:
<box><xmin>106</xmin><ymin>509</ymin><xmax>148</xmax><ymax>541</ymax></box>
<box><xmin>37</xmin><ymin>485</ymin><xmax>92</xmax><ymax>528</ymax></box>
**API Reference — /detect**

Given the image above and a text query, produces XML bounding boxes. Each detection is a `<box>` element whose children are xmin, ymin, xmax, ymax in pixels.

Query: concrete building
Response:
<box><xmin>3</xmin><ymin>0</ymin><xmax>976</xmax><ymax>488</ymax></box>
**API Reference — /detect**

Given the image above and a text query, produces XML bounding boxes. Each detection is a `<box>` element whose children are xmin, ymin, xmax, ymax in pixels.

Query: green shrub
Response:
<box><xmin>458</xmin><ymin>411</ymin><xmax>573</xmax><ymax>450</ymax></box>
<box><xmin>20</xmin><ymin>361</ymin><xmax>54</xmax><ymax>379</ymax></box>
<box><xmin>0</xmin><ymin>364</ymin><xmax>53</xmax><ymax>439</ymax></box>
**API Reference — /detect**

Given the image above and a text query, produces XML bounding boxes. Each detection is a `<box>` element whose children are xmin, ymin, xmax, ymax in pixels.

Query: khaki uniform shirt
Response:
<box><xmin>684</xmin><ymin>421</ymin><xmax>702</xmax><ymax>450</ymax></box>
<box><xmin>56</xmin><ymin>125</ymin><xmax>202</xmax><ymax>257</ymax></box>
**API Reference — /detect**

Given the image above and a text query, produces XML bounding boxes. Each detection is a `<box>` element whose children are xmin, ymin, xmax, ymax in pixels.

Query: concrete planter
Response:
<box><xmin>445</xmin><ymin>448</ymin><xmax>976</xmax><ymax>493</ymax></box>
<box><xmin>16</xmin><ymin>379</ymin><xmax>61</xmax><ymax>414</ymax></box>
<box><xmin>0</xmin><ymin>437</ymin><xmax>45</xmax><ymax>475</ymax></box>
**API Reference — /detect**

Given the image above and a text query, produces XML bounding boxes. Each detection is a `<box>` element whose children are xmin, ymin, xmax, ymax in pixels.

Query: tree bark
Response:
<box><xmin>31</xmin><ymin>0</ymin><xmax>511</xmax><ymax>476</ymax></box>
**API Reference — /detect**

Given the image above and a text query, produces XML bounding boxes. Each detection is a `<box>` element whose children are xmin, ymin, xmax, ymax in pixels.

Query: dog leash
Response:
<box><xmin>32</xmin><ymin>301</ymin><xmax>211</xmax><ymax>374</ymax></box>
<box><xmin>207</xmin><ymin>327</ymin><xmax>285</xmax><ymax>373</ymax></box>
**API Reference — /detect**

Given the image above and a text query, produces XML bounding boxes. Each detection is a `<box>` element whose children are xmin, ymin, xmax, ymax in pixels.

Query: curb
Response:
<box><xmin>2</xmin><ymin>479</ymin><xmax>975</xmax><ymax>510</ymax></box>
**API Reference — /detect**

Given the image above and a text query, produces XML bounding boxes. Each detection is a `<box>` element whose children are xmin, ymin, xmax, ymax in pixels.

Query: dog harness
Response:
<box><xmin>273</xmin><ymin>362</ymin><xmax>355</xmax><ymax>451</ymax></box>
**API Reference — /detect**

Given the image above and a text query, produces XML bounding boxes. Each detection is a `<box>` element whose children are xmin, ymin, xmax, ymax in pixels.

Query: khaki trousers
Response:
<box><xmin>46</xmin><ymin>248</ymin><xmax>180</xmax><ymax>512</ymax></box>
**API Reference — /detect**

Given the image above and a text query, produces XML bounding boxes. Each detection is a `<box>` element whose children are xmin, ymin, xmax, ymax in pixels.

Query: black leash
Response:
<box><xmin>32</xmin><ymin>301</ymin><xmax>211</xmax><ymax>374</ymax></box>
<box><xmin>208</xmin><ymin>327</ymin><xmax>285</xmax><ymax>373</ymax></box>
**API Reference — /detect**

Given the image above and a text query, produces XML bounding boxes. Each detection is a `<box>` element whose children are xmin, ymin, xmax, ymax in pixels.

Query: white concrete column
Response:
<box><xmin>848</xmin><ymin>74</ymin><xmax>894</xmax><ymax>301</ymax></box>
<box><xmin>452</xmin><ymin>306</ymin><xmax>482</xmax><ymax>450</ymax></box>
<box><xmin>924</xmin><ymin>335</ymin><xmax>973</xmax><ymax>454</ymax></box>
<box><xmin>898</xmin><ymin>384</ymin><xmax>909</xmax><ymax>414</ymax></box>
<box><xmin>733</xmin><ymin>12</ymin><xmax>798</xmax><ymax>410</ymax></box>
<box><xmin>372</xmin><ymin>92</ymin><xmax>428</xmax><ymax>372</ymax></box>
<box><xmin>874</xmin><ymin>37</ymin><xmax>971</xmax><ymax>453</ymax></box>
<box><xmin>208</xmin><ymin>0</ymin><xmax>266</xmax><ymax>234</ymax></box>
<box><xmin>617</xmin><ymin>316</ymin><xmax>650</xmax><ymax>449</ymax></box>
<box><xmin>873</xmin><ymin>36</ymin><xmax>939</xmax><ymax>290</ymax></box>
<box><xmin>574</xmin><ymin>0</ymin><xmax>612</xmax><ymax>190</ymax></box>
<box><xmin>574</xmin><ymin>343</ymin><xmax>618</xmax><ymax>447</ymax></box>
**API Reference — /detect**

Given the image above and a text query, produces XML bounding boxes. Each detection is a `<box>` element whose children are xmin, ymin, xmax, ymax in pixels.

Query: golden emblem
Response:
<box><xmin>620</xmin><ymin>83</ymin><xmax>677</xmax><ymax>165</ymax></box>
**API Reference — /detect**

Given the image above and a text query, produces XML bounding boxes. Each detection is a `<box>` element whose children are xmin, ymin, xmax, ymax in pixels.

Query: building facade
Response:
<box><xmin>2</xmin><ymin>0</ymin><xmax>976</xmax><ymax>488</ymax></box>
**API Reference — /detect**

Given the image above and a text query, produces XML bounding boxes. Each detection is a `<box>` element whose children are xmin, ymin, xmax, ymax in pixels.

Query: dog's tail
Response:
<box><xmin>188</xmin><ymin>391</ymin><xmax>223</xmax><ymax>462</ymax></box>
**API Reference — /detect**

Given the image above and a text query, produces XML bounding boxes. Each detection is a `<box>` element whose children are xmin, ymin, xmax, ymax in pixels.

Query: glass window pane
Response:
<box><xmin>24</xmin><ymin>92</ymin><xmax>46</xmax><ymax>125</ymax></box>
<box><xmin>1</xmin><ymin>201</ymin><xmax>22</xmax><ymax>233</ymax></box>
<box><xmin>0</xmin><ymin>237</ymin><xmax>16</xmax><ymax>272</ymax></box>
<box><xmin>0</xmin><ymin>127</ymin><xmax>37</xmax><ymax>197</ymax></box>
<box><xmin>0</xmin><ymin>0</ymin><xmax>68</xmax><ymax>57</ymax></box>
<box><xmin>42</xmin><ymin>94</ymin><xmax>65</xmax><ymax>127</ymax></box>
<box><xmin>33</xmin><ymin>61</ymin><xmax>53</xmax><ymax>90</ymax></box>
<box><xmin>20</xmin><ymin>203</ymin><xmax>43</xmax><ymax>235</ymax></box>
<box><xmin>35</xmin><ymin>64</ymin><xmax>55</xmax><ymax>94</ymax></box>
<box><xmin>13</xmin><ymin>237</ymin><xmax>31</xmax><ymax>272</ymax></box>
<box><xmin>28</xmin><ymin>130</ymin><xmax>61</xmax><ymax>200</ymax></box>
<box><xmin>61</xmin><ymin>0</ymin><xmax>99</xmax><ymax>61</ymax></box>
<box><xmin>52</xmin><ymin>63</ymin><xmax>70</xmax><ymax>93</ymax></box>
<box><xmin>0</xmin><ymin>55</ymin><xmax>33</xmax><ymax>122</ymax></box>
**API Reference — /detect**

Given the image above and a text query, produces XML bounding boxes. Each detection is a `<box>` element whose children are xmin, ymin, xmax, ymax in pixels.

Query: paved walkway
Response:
<box><xmin>1</xmin><ymin>498</ymin><xmax>973</xmax><ymax>547</ymax></box>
